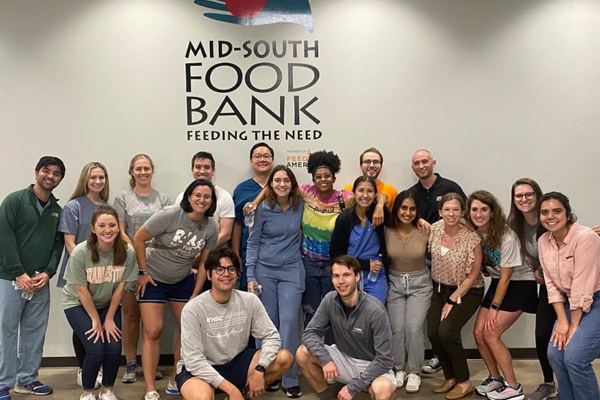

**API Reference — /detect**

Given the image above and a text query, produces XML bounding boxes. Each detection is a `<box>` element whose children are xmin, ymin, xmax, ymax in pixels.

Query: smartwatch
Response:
<box><xmin>490</xmin><ymin>302</ymin><xmax>501</xmax><ymax>311</ymax></box>
<box><xmin>255</xmin><ymin>365</ymin><xmax>266</xmax><ymax>374</ymax></box>
<box><xmin>138</xmin><ymin>269</ymin><xmax>149</xmax><ymax>276</ymax></box>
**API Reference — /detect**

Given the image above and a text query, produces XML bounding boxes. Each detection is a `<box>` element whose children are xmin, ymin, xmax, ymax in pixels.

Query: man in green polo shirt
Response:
<box><xmin>0</xmin><ymin>156</ymin><xmax>66</xmax><ymax>400</ymax></box>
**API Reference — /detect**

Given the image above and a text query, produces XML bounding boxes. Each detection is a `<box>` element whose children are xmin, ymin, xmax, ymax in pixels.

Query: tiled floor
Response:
<box><xmin>10</xmin><ymin>359</ymin><xmax>600</xmax><ymax>399</ymax></box>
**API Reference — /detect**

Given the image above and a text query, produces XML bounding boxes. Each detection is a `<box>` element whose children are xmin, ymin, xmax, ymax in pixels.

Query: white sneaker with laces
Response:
<box><xmin>405</xmin><ymin>373</ymin><xmax>421</xmax><ymax>393</ymax></box>
<box><xmin>475</xmin><ymin>376</ymin><xmax>504</xmax><ymax>395</ymax></box>
<box><xmin>487</xmin><ymin>383</ymin><xmax>524</xmax><ymax>400</ymax></box>
<box><xmin>80</xmin><ymin>394</ymin><xmax>96</xmax><ymax>400</ymax></box>
<box><xmin>145</xmin><ymin>390</ymin><xmax>161</xmax><ymax>400</ymax></box>
<box><xmin>165</xmin><ymin>379</ymin><xmax>179</xmax><ymax>395</ymax></box>
<box><xmin>98</xmin><ymin>390</ymin><xmax>118</xmax><ymax>400</ymax></box>
<box><xmin>395</xmin><ymin>371</ymin><xmax>406</xmax><ymax>389</ymax></box>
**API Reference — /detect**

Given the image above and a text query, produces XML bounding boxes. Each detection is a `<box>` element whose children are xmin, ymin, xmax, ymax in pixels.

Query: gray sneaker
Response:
<box><xmin>527</xmin><ymin>384</ymin><xmax>558</xmax><ymax>400</ymax></box>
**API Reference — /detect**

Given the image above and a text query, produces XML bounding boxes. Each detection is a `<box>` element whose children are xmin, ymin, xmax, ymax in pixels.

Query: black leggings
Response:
<box><xmin>536</xmin><ymin>284</ymin><xmax>557</xmax><ymax>383</ymax></box>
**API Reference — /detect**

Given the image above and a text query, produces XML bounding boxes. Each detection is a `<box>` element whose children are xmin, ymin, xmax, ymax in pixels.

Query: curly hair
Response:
<box><xmin>466</xmin><ymin>190</ymin><xmax>507</xmax><ymax>250</ymax></box>
<box><xmin>307</xmin><ymin>150</ymin><xmax>342</xmax><ymax>176</ymax></box>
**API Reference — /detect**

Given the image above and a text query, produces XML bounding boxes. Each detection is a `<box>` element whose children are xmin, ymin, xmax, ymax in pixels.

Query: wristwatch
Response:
<box><xmin>255</xmin><ymin>365</ymin><xmax>266</xmax><ymax>374</ymax></box>
<box><xmin>490</xmin><ymin>302</ymin><xmax>501</xmax><ymax>311</ymax></box>
<box><xmin>138</xmin><ymin>269</ymin><xmax>149</xmax><ymax>276</ymax></box>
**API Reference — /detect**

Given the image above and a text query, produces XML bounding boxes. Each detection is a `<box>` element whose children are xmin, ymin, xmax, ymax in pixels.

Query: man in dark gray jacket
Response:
<box><xmin>296</xmin><ymin>255</ymin><xmax>396</xmax><ymax>400</ymax></box>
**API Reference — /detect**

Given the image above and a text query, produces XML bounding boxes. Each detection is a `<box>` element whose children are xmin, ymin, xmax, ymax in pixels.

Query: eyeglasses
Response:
<box><xmin>214</xmin><ymin>266</ymin><xmax>237</xmax><ymax>275</ymax></box>
<box><xmin>514</xmin><ymin>192</ymin><xmax>535</xmax><ymax>201</ymax></box>
<box><xmin>191</xmin><ymin>193</ymin><xmax>212</xmax><ymax>200</ymax></box>
<box><xmin>314</xmin><ymin>174</ymin><xmax>333</xmax><ymax>180</ymax></box>
<box><xmin>361</xmin><ymin>160</ymin><xmax>381</xmax><ymax>166</ymax></box>
<box><xmin>252</xmin><ymin>154</ymin><xmax>273</xmax><ymax>160</ymax></box>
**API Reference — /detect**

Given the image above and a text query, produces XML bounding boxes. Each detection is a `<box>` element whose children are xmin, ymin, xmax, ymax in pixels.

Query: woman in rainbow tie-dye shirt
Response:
<box><xmin>299</xmin><ymin>150</ymin><xmax>352</xmax><ymax>332</ymax></box>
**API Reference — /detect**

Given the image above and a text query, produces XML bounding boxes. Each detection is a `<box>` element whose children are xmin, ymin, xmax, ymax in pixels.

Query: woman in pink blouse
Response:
<box><xmin>427</xmin><ymin>193</ymin><xmax>484</xmax><ymax>400</ymax></box>
<box><xmin>538</xmin><ymin>192</ymin><xmax>600</xmax><ymax>400</ymax></box>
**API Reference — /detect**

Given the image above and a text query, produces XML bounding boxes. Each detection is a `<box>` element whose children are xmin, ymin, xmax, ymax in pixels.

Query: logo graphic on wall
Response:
<box><xmin>286</xmin><ymin>148</ymin><xmax>311</xmax><ymax>169</ymax></box>
<box><xmin>194</xmin><ymin>0</ymin><xmax>314</xmax><ymax>32</ymax></box>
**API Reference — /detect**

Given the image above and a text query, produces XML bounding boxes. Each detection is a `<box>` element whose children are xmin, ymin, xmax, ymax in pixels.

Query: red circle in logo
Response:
<box><xmin>224</xmin><ymin>0</ymin><xmax>266</xmax><ymax>18</ymax></box>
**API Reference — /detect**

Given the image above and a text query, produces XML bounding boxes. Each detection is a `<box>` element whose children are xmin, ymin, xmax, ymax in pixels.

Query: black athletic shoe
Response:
<box><xmin>265</xmin><ymin>380</ymin><xmax>281</xmax><ymax>391</ymax></box>
<box><xmin>283</xmin><ymin>386</ymin><xmax>303</xmax><ymax>398</ymax></box>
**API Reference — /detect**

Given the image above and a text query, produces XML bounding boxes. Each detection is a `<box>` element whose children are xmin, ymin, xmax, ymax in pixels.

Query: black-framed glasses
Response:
<box><xmin>214</xmin><ymin>266</ymin><xmax>237</xmax><ymax>275</ymax></box>
<box><xmin>514</xmin><ymin>192</ymin><xmax>535</xmax><ymax>201</ymax></box>
<box><xmin>252</xmin><ymin>154</ymin><xmax>273</xmax><ymax>160</ymax></box>
<box><xmin>361</xmin><ymin>160</ymin><xmax>381</xmax><ymax>166</ymax></box>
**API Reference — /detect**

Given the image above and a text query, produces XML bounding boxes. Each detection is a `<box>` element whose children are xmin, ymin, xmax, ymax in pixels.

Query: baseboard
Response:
<box><xmin>42</xmin><ymin>350</ymin><xmax>538</xmax><ymax>368</ymax></box>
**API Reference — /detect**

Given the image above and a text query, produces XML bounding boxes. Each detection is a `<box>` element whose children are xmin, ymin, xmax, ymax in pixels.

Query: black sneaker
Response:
<box><xmin>265</xmin><ymin>380</ymin><xmax>281</xmax><ymax>391</ymax></box>
<box><xmin>283</xmin><ymin>386</ymin><xmax>303</xmax><ymax>398</ymax></box>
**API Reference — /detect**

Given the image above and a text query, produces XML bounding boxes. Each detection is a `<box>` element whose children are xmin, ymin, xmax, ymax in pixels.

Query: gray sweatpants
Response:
<box><xmin>386</xmin><ymin>267</ymin><xmax>433</xmax><ymax>373</ymax></box>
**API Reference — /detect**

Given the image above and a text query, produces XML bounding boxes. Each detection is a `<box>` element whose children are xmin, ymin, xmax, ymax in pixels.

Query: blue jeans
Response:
<box><xmin>301</xmin><ymin>258</ymin><xmax>334</xmax><ymax>325</ymax></box>
<box><xmin>256</xmin><ymin>260</ymin><xmax>304</xmax><ymax>388</ymax></box>
<box><xmin>547</xmin><ymin>291</ymin><xmax>600</xmax><ymax>400</ymax></box>
<box><xmin>65</xmin><ymin>305</ymin><xmax>122</xmax><ymax>391</ymax></box>
<box><xmin>0</xmin><ymin>279</ymin><xmax>50</xmax><ymax>389</ymax></box>
<box><xmin>302</xmin><ymin>257</ymin><xmax>334</xmax><ymax>345</ymax></box>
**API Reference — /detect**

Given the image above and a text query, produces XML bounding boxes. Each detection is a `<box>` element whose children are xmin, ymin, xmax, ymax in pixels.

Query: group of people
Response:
<box><xmin>0</xmin><ymin>146</ymin><xmax>599</xmax><ymax>400</ymax></box>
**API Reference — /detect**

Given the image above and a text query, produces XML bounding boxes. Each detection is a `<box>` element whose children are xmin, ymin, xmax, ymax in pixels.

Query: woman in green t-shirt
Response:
<box><xmin>62</xmin><ymin>206</ymin><xmax>138</xmax><ymax>400</ymax></box>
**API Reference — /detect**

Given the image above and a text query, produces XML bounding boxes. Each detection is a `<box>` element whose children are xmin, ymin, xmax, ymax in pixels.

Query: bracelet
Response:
<box><xmin>446</xmin><ymin>298</ymin><xmax>458</xmax><ymax>306</ymax></box>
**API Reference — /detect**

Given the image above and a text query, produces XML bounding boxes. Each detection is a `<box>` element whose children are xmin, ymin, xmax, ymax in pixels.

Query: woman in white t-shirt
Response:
<box><xmin>467</xmin><ymin>190</ymin><xmax>537</xmax><ymax>400</ymax></box>
<box><xmin>112</xmin><ymin>154</ymin><xmax>171</xmax><ymax>384</ymax></box>
<box><xmin>62</xmin><ymin>206</ymin><xmax>138</xmax><ymax>400</ymax></box>
<box><xmin>134</xmin><ymin>179</ymin><xmax>219</xmax><ymax>400</ymax></box>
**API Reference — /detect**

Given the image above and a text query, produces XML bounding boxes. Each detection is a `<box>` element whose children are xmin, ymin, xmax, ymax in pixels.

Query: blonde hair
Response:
<box><xmin>128</xmin><ymin>154</ymin><xmax>154</xmax><ymax>188</ymax></box>
<box><xmin>69</xmin><ymin>162</ymin><xmax>110</xmax><ymax>202</ymax></box>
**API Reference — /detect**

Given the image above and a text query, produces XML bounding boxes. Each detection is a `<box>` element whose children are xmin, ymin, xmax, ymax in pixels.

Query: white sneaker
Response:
<box><xmin>96</xmin><ymin>369</ymin><xmax>103</xmax><ymax>390</ymax></box>
<box><xmin>77</xmin><ymin>369</ymin><xmax>102</xmax><ymax>389</ymax></box>
<box><xmin>405</xmin><ymin>373</ymin><xmax>421</xmax><ymax>393</ymax></box>
<box><xmin>475</xmin><ymin>376</ymin><xmax>504</xmax><ymax>396</ymax></box>
<box><xmin>98</xmin><ymin>390</ymin><xmax>118</xmax><ymax>400</ymax></box>
<box><xmin>395</xmin><ymin>371</ymin><xmax>406</xmax><ymax>389</ymax></box>
<box><xmin>145</xmin><ymin>390</ymin><xmax>160</xmax><ymax>400</ymax></box>
<box><xmin>487</xmin><ymin>383</ymin><xmax>524</xmax><ymax>400</ymax></box>
<box><xmin>165</xmin><ymin>380</ymin><xmax>179</xmax><ymax>395</ymax></box>
<box><xmin>80</xmin><ymin>394</ymin><xmax>96</xmax><ymax>400</ymax></box>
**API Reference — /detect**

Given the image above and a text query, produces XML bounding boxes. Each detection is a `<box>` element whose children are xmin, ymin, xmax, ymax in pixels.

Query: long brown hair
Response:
<box><xmin>264</xmin><ymin>165</ymin><xmax>301</xmax><ymax>211</ymax></box>
<box><xmin>69</xmin><ymin>162</ymin><xmax>110</xmax><ymax>202</ymax></box>
<box><xmin>466</xmin><ymin>190</ymin><xmax>507</xmax><ymax>250</ymax></box>
<box><xmin>87</xmin><ymin>206</ymin><xmax>128</xmax><ymax>265</ymax></box>
<box><xmin>507</xmin><ymin>178</ymin><xmax>543</xmax><ymax>251</ymax></box>
<box><xmin>128</xmin><ymin>154</ymin><xmax>154</xmax><ymax>188</ymax></box>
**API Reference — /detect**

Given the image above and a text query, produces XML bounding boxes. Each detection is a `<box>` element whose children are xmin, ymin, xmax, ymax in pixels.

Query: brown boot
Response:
<box><xmin>445</xmin><ymin>382</ymin><xmax>474</xmax><ymax>399</ymax></box>
<box><xmin>433</xmin><ymin>379</ymin><xmax>457</xmax><ymax>393</ymax></box>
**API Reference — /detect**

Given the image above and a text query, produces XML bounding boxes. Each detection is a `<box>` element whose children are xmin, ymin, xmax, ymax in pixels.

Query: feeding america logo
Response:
<box><xmin>194</xmin><ymin>0</ymin><xmax>314</xmax><ymax>32</ymax></box>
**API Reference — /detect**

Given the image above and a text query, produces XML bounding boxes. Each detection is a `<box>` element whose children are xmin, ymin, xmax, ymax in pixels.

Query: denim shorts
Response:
<box><xmin>137</xmin><ymin>274</ymin><xmax>195</xmax><ymax>303</ymax></box>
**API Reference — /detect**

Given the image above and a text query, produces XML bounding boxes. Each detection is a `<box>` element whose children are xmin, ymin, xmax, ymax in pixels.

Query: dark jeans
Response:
<box><xmin>65</xmin><ymin>305</ymin><xmax>122</xmax><ymax>391</ymax></box>
<box><xmin>536</xmin><ymin>284</ymin><xmax>557</xmax><ymax>383</ymax></box>
<box><xmin>427</xmin><ymin>283</ymin><xmax>484</xmax><ymax>383</ymax></box>
<box><xmin>302</xmin><ymin>257</ymin><xmax>334</xmax><ymax>344</ymax></box>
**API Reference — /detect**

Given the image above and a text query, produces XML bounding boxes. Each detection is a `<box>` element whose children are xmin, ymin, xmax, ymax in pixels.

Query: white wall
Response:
<box><xmin>1</xmin><ymin>0</ymin><xmax>600</xmax><ymax>357</ymax></box>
